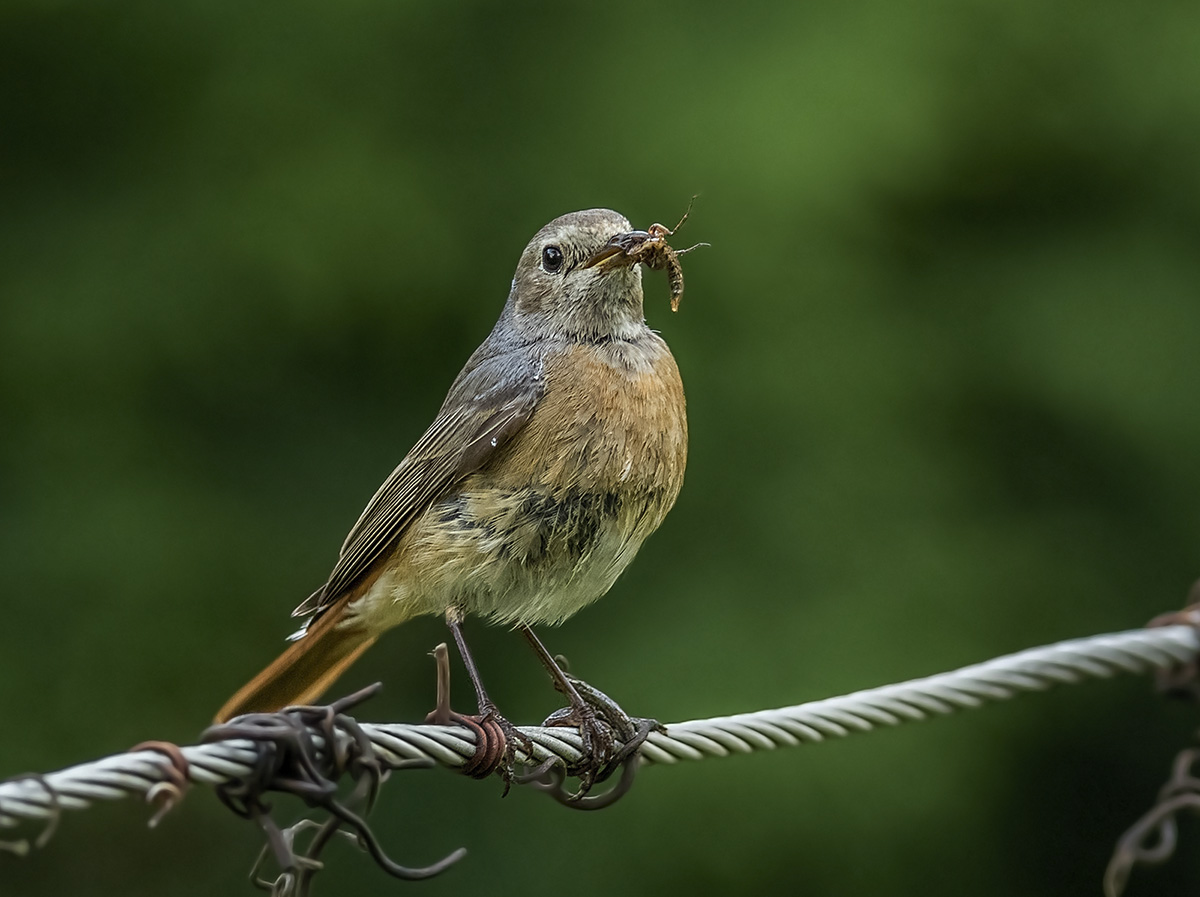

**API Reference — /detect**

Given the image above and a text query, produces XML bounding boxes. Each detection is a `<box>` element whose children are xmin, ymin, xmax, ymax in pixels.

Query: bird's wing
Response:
<box><xmin>292</xmin><ymin>361</ymin><xmax>544</xmax><ymax>621</ymax></box>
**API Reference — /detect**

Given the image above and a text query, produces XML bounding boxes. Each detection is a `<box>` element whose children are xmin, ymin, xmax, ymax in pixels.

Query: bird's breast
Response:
<box><xmin>507</xmin><ymin>336</ymin><xmax>688</xmax><ymax>498</ymax></box>
<box><xmin>387</xmin><ymin>334</ymin><xmax>687</xmax><ymax>627</ymax></box>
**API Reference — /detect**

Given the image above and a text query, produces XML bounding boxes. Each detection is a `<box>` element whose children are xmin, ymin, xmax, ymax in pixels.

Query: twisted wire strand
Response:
<box><xmin>1</xmin><ymin>624</ymin><xmax>1196</xmax><ymax>833</ymax></box>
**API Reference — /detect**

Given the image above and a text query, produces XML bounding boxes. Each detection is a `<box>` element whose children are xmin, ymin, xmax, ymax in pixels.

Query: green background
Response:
<box><xmin>3</xmin><ymin>1</ymin><xmax>1200</xmax><ymax>894</ymax></box>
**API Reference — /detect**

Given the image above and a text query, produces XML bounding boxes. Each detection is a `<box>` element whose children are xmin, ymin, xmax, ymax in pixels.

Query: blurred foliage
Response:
<box><xmin>2</xmin><ymin>0</ymin><xmax>1200</xmax><ymax>894</ymax></box>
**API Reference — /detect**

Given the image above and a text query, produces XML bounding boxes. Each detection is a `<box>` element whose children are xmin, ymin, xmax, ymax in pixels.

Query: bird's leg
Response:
<box><xmin>445</xmin><ymin>614</ymin><xmax>495</xmax><ymax>715</ymax></box>
<box><xmin>518</xmin><ymin>625</ymin><xmax>606</xmax><ymax>754</ymax></box>
<box><xmin>433</xmin><ymin>612</ymin><xmax>533</xmax><ymax>785</ymax></box>
<box><xmin>518</xmin><ymin>625</ymin><xmax>660</xmax><ymax>792</ymax></box>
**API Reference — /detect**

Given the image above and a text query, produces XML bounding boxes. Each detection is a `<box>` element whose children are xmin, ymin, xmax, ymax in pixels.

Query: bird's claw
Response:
<box><xmin>540</xmin><ymin>676</ymin><xmax>662</xmax><ymax>796</ymax></box>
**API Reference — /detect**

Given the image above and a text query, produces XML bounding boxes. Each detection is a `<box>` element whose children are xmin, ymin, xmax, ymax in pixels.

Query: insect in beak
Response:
<box><xmin>585</xmin><ymin>202</ymin><xmax>707</xmax><ymax>311</ymax></box>
<box><xmin>583</xmin><ymin>232</ymin><xmax>652</xmax><ymax>269</ymax></box>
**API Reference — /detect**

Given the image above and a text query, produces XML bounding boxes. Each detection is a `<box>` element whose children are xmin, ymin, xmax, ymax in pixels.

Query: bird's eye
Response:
<box><xmin>541</xmin><ymin>245</ymin><xmax>564</xmax><ymax>274</ymax></box>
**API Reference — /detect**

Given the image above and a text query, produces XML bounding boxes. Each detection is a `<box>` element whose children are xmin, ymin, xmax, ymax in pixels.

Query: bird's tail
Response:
<box><xmin>214</xmin><ymin>605</ymin><xmax>378</xmax><ymax>723</ymax></box>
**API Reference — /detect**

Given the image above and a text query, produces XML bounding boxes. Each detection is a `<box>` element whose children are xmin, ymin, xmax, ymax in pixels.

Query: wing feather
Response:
<box><xmin>292</xmin><ymin>360</ymin><xmax>544</xmax><ymax>620</ymax></box>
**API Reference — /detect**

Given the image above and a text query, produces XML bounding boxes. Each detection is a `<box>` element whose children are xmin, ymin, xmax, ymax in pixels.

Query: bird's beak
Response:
<box><xmin>583</xmin><ymin>231</ymin><xmax>651</xmax><ymax>269</ymax></box>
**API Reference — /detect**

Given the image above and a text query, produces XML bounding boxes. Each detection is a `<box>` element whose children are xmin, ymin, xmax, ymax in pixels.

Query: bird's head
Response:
<box><xmin>507</xmin><ymin>208</ymin><xmax>648</xmax><ymax>343</ymax></box>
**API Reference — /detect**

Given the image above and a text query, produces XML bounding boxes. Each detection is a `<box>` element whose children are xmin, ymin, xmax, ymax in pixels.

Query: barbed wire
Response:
<box><xmin>2</xmin><ymin>621</ymin><xmax>1196</xmax><ymax>837</ymax></box>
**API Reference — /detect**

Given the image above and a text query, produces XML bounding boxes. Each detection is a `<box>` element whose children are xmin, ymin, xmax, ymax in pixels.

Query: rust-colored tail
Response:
<box><xmin>215</xmin><ymin>606</ymin><xmax>378</xmax><ymax>723</ymax></box>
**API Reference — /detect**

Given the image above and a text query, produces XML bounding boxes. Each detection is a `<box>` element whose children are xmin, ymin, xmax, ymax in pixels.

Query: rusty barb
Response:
<box><xmin>201</xmin><ymin>684</ymin><xmax>464</xmax><ymax>895</ymax></box>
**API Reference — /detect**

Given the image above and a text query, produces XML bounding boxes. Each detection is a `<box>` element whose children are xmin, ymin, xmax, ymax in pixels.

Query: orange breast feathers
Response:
<box><xmin>499</xmin><ymin>339</ymin><xmax>688</xmax><ymax>507</ymax></box>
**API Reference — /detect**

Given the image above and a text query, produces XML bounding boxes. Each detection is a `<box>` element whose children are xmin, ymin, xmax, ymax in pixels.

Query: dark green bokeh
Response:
<box><xmin>3</xmin><ymin>1</ymin><xmax>1200</xmax><ymax>894</ymax></box>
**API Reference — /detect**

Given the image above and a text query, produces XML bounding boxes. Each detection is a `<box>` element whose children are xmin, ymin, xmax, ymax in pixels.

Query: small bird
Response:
<box><xmin>215</xmin><ymin>209</ymin><xmax>688</xmax><ymax>762</ymax></box>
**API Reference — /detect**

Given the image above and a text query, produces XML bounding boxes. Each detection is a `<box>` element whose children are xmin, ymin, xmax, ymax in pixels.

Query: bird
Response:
<box><xmin>214</xmin><ymin>208</ymin><xmax>689</xmax><ymax>762</ymax></box>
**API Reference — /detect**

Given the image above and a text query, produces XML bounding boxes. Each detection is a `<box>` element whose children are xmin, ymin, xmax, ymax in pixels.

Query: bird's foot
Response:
<box><xmin>538</xmin><ymin>671</ymin><xmax>662</xmax><ymax>799</ymax></box>
<box><xmin>424</xmin><ymin>705</ymin><xmax>515</xmax><ymax>782</ymax></box>
<box><xmin>542</xmin><ymin>701</ymin><xmax>615</xmax><ymax>789</ymax></box>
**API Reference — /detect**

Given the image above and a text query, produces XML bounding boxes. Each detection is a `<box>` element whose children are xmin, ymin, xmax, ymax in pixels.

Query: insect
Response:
<box><xmin>585</xmin><ymin>201</ymin><xmax>708</xmax><ymax>312</ymax></box>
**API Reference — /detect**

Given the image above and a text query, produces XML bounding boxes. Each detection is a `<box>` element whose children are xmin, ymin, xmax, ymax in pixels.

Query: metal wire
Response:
<box><xmin>1</xmin><ymin>624</ymin><xmax>1196</xmax><ymax>832</ymax></box>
